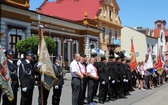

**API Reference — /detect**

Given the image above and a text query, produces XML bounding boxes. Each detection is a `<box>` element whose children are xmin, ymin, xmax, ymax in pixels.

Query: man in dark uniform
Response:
<box><xmin>98</xmin><ymin>56</ymin><xmax>109</xmax><ymax>104</ymax></box>
<box><xmin>121</xmin><ymin>58</ymin><xmax>129</xmax><ymax>96</ymax></box>
<box><xmin>126</xmin><ymin>59</ymin><xmax>132</xmax><ymax>95</ymax></box>
<box><xmin>18</xmin><ymin>51</ymin><xmax>35</xmax><ymax>105</ymax></box>
<box><xmin>107</xmin><ymin>55</ymin><xmax>118</xmax><ymax>101</ymax></box>
<box><xmin>52</xmin><ymin>55</ymin><xmax>64</xmax><ymax>105</ymax></box>
<box><xmin>36</xmin><ymin>61</ymin><xmax>50</xmax><ymax>105</ymax></box>
<box><xmin>2</xmin><ymin>49</ymin><xmax>19</xmax><ymax>105</ymax></box>
<box><xmin>92</xmin><ymin>53</ymin><xmax>100</xmax><ymax>98</ymax></box>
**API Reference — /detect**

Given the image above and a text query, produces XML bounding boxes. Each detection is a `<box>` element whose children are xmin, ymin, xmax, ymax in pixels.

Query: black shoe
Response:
<box><xmin>99</xmin><ymin>100</ymin><xmax>104</xmax><ymax>104</ymax></box>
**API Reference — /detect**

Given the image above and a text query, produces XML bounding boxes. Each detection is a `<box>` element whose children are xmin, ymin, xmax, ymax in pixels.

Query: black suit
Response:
<box><xmin>107</xmin><ymin>62</ymin><xmax>118</xmax><ymax>99</ymax></box>
<box><xmin>2</xmin><ymin>60</ymin><xmax>19</xmax><ymax>105</ymax></box>
<box><xmin>98</xmin><ymin>62</ymin><xmax>109</xmax><ymax>102</ymax></box>
<box><xmin>52</xmin><ymin>63</ymin><xmax>64</xmax><ymax>105</ymax></box>
<box><xmin>19</xmin><ymin>59</ymin><xmax>35</xmax><ymax>105</ymax></box>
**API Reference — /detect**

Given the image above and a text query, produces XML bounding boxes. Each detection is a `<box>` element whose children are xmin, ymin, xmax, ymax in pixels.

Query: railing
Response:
<box><xmin>106</xmin><ymin>38</ymin><xmax>120</xmax><ymax>46</ymax></box>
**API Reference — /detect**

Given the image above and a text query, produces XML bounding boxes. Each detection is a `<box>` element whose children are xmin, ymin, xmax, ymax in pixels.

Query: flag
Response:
<box><xmin>38</xmin><ymin>34</ymin><xmax>57</xmax><ymax>90</ymax></box>
<box><xmin>145</xmin><ymin>49</ymin><xmax>155</xmax><ymax>75</ymax></box>
<box><xmin>129</xmin><ymin>39</ymin><xmax>137</xmax><ymax>72</ymax></box>
<box><xmin>155</xmin><ymin>52</ymin><xmax>163</xmax><ymax>70</ymax></box>
<box><xmin>0</xmin><ymin>45</ymin><xmax>14</xmax><ymax>101</ymax></box>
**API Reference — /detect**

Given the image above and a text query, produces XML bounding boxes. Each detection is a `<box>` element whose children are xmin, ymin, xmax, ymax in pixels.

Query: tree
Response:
<box><xmin>16</xmin><ymin>35</ymin><xmax>56</xmax><ymax>54</ymax></box>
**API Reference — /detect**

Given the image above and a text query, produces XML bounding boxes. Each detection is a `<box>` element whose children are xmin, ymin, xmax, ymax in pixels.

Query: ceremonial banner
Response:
<box><xmin>129</xmin><ymin>39</ymin><xmax>137</xmax><ymax>72</ymax></box>
<box><xmin>38</xmin><ymin>34</ymin><xmax>57</xmax><ymax>90</ymax></box>
<box><xmin>0</xmin><ymin>45</ymin><xmax>14</xmax><ymax>101</ymax></box>
<box><xmin>146</xmin><ymin>49</ymin><xmax>153</xmax><ymax>70</ymax></box>
<box><xmin>155</xmin><ymin>52</ymin><xmax>162</xmax><ymax>70</ymax></box>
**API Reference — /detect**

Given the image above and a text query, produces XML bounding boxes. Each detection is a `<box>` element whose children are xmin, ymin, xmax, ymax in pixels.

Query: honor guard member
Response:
<box><xmin>52</xmin><ymin>55</ymin><xmax>64</xmax><ymax>105</ymax></box>
<box><xmin>18</xmin><ymin>51</ymin><xmax>35</xmax><ymax>105</ymax></box>
<box><xmin>2</xmin><ymin>49</ymin><xmax>19</xmax><ymax>105</ymax></box>
<box><xmin>87</xmin><ymin>57</ymin><xmax>99</xmax><ymax>105</ymax></box>
<box><xmin>70</xmin><ymin>53</ymin><xmax>83</xmax><ymax>105</ymax></box>
<box><xmin>98</xmin><ymin>56</ymin><xmax>109</xmax><ymax>104</ymax></box>
<box><xmin>107</xmin><ymin>55</ymin><xmax>118</xmax><ymax>101</ymax></box>
<box><xmin>126</xmin><ymin>59</ymin><xmax>132</xmax><ymax>95</ymax></box>
<box><xmin>92</xmin><ymin>53</ymin><xmax>100</xmax><ymax>98</ymax></box>
<box><xmin>121</xmin><ymin>58</ymin><xmax>129</xmax><ymax>96</ymax></box>
<box><xmin>36</xmin><ymin>62</ymin><xmax>50</xmax><ymax>105</ymax></box>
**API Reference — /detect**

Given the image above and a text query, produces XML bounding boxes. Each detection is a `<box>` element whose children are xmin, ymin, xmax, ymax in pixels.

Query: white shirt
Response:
<box><xmin>140</xmin><ymin>65</ymin><xmax>145</xmax><ymax>75</ymax></box>
<box><xmin>79</xmin><ymin>62</ymin><xmax>86</xmax><ymax>73</ymax></box>
<box><xmin>70</xmin><ymin>60</ymin><xmax>81</xmax><ymax>77</ymax></box>
<box><xmin>87</xmin><ymin>63</ymin><xmax>97</xmax><ymax>77</ymax></box>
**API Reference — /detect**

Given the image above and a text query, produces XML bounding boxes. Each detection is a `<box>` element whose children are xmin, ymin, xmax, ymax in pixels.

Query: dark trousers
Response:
<box><xmin>93</xmin><ymin>79</ymin><xmax>99</xmax><ymax>97</ymax></box>
<box><xmin>52</xmin><ymin>85</ymin><xmax>62</xmax><ymax>105</ymax></box>
<box><xmin>2</xmin><ymin>91</ymin><xmax>17</xmax><ymax>105</ymax></box>
<box><xmin>87</xmin><ymin>79</ymin><xmax>95</xmax><ymax>104</ymax></box>
<box><xmin>71</xmin><ymin>77</ymin><xmax>83</xmax><ymax>105</ymax></box>
<box><xmin>98</xmin><ymin>82</ymin><xmax>108</xmax><ymax>101</ymax></box>
<box><xmin>82</xmin><ymin>77</ymin><xmax>88</xmax><ymax>100</ymax></box>
<box><xmin>20</xmin><ymin>89</ymin><xmax>33</xmax><ymax>105</ymax></box>
<box><xmin>38</xmin><ymin>85</ymin><xmax>50</xmax><ymax>105</ymax></box>
<box><xmin>110</xmin><ymin>82</ymin><xmax>118</xmax><ymax>99</ymax></box>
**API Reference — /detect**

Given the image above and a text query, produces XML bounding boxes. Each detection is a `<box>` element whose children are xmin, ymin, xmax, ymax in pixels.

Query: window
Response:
<box><xmin>151</xmin><ymin>45</ymin><xmax>154</xmax><ymax>53</ymax></box>
<box><xmin>109</xmin><ymin>29</ymin><xmax>112</xmax><ymax>43</ymax></box>
<box><xmin>73</xmin><ymin>44</ymin><xmax>76</xmax><ymax>55</ymax></box>
<box><xmin>157</xmin><ymin>24</ymin><xmax>161</xmax><ymax>28</ymax></box>
<box><xmin>64</xmin><ymin>42</ymin><xmax>68</xmax><ymax>61</ymax></box>
<box><xmin>161</xmin><ymin>33</ymin><xmax>163</xmax><ymax>42</ymax></box>
<box><xmin>109</xmin><ymin>9</ymin><xmax>112</xmax><ymax>19</ymax></box>
<box><xmin>114</xmin><ymin>30</ymin><xmax>118</xmax><ymax>39</ymax></box>
<box><xmin>103</xmin><ymin>7</ymin><xmax>106</xmax><ymax>17</ymax></box>
<box><xmin>147</xmin><ymin>44</ymin><xmax>149</xmax><ymax>49</ymax></box>
<box><xmin>102</xmin><ymin>27</ymin><xmax>105</xmax><ymax>39</ymax></box>
<box><xmin>10</xmin><ymin>35</ymin><xmax>21</xmax><ymax>58</ymax></box>
<box><xmin>55</xmin><ymin>41</ymin><xmax>58</xmax><ymax>55</ymax></box>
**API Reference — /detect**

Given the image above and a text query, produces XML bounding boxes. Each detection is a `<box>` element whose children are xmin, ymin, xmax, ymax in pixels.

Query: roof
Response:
<box><xmin>153</xmin><ymin>29</ymin><xmax>160</xmax><ymax>38</ymax></box>
<box><xmin>38</xmin><ymin>0</ymin><xmax>100</xmax><ymax>21</ymax></box>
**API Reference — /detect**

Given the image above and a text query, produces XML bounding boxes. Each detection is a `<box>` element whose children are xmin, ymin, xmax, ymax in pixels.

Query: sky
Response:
<box><xmin>30</xmin><ymin>0</ymin><xmax>168</xmax><ymax>29</ymax></box>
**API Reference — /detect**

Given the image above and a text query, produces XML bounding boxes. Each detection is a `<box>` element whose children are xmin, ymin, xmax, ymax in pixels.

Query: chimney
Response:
<box><xmin>56</xmin><ymin>0</ymin><xmax>62</xmax><ymax>3</ymax></box>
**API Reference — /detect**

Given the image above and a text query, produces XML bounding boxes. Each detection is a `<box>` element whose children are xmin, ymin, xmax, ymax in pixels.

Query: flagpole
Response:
<box><xmin>38</xmin><ymin>14</ymin><xmax>44</xmax><ymax>105</ymax></box>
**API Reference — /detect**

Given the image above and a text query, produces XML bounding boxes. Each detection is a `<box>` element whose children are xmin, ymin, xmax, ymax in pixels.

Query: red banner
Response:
<box><xmin>129</xmin><ymin>39</ymin><xmax>137</xmax><ymax>72</ymax></box>
<box><xmin>155</xmin><ymin>52</ymin><xmax>162</xmax><ymax>70</ymax></box>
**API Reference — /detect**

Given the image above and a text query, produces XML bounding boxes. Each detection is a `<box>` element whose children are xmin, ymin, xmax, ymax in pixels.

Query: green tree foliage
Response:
<box><xmin>16</xmin><ymin>35</ymin><xmax>56</xmax><ymax>54</ymax></box>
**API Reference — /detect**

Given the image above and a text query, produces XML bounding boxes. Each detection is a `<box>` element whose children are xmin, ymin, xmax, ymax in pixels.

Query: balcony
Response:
<box><xmin>107</xmin><ymin>38</ymin><xmax>120</xmax><ymax>46</ymax></box>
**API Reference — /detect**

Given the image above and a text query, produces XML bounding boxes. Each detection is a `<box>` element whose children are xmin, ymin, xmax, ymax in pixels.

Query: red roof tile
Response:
<box><xmin>39</xmin><ymin>0</ymin><xmax>100</xmax><ymax>21</ymax></box>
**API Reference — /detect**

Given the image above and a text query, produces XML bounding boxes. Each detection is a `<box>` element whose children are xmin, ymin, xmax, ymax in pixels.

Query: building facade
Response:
<box><xmin>121</xmin><ymin>26</ymin><xmax>147</xmax><ymax>62</ymax></box>
<box><xmin>37</xmin><ymin>0</ymin><xmax>122</xmax><ymax>56</ymax></box>
<box><xmin>0</xmin><ymin>0</ymin><xmax>100</xmax><ymax>68</ymax></box>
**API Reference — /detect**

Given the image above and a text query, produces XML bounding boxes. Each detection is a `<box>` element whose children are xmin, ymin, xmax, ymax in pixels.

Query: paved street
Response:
<box><xmin>16</xmin><ymin>73</ymin><xmax>168</xmax><ymax>105</ymax></box>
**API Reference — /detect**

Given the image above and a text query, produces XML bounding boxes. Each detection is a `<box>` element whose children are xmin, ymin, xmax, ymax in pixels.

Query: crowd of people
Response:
<box><xmin>70</xmin><ymin>51</ymin><xmax>168</xmax><ymax>105</ymax></box>
<box><xmin>0</xmin><ymin>49</ymin><xmax>64</xmax><ymax>105</ymax></box>
<box><xmin>0</xmin><ymin>49</ymin><xmax>167</xmax><ymax>105</ymax></box>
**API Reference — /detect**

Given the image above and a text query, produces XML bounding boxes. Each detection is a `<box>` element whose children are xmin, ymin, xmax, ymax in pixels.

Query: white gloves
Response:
<box><xmin>22</xmin><ymin>87</ymin><xmax>27</xmax><ymax>92</ymax></box>
<box><xmin>55</xmin><ymin>85</ymin><xmax>59</xmax><ymax>89</ymax></box>
<box><xmin>123</xmin><ymin>79</ymin><xmax>128</xmax><ymax>82</ymax></box>
<box><xmin>37</xmin><ymin>62</ymin><xmax>43</xmax><ymax>67</ymax></box>
<box><xmin>109</xmin><ymin>76</ymin><xmax>111</xmax><ymax>80</ymax></box>
<box><xmin>102</xmin><ymin>81</ymin><xmax>105</xmax><ymax>85</ymax></box>
<box><xmin>112</xmin><ymin>80</ymin><xmax>115</xmax><ymax>84</ymax></box>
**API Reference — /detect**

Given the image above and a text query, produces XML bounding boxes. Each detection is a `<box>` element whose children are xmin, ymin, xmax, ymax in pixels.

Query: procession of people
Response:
<box><xmin>0</xmin><ymin>47</ymin><xmax>167</xmax><ymax>105</ymax></box>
